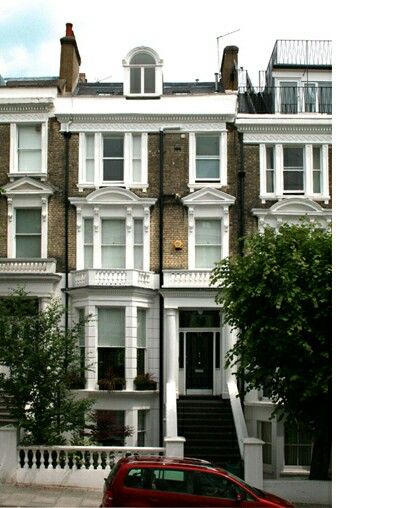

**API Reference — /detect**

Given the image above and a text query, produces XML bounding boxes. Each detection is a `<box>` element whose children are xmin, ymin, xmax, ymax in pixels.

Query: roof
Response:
<box><xmin>1</xmin><ymin>77</ymin><xmax>60</xmax><ymax>88</ymax></box>
<box><xmin>74</xmin><ymin>81</ymin><xmax>221</xmax><ymax>96</ymax></box>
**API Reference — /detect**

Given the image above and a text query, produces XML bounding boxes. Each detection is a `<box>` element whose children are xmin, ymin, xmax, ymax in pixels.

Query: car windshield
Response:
<box><xmin>227</xmin><ymin>471</ymin><xmax>266</xmax><ymax>498</ymax></box>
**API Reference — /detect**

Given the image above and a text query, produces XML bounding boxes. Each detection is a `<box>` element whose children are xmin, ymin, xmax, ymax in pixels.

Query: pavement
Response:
<box><xmin>0</xmin><ymin>483</ymin><xmax>331</xmax><ymax>507</ymax></box>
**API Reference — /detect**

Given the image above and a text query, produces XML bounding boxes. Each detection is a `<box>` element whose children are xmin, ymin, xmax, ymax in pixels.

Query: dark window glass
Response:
<box><xmin>130</xmin><ymin>68</ymin><xmax>141</xmax><ymax>93</ymax></box>
<box><xmin>283</xmin><ymin>171</ymin><xmax>304</xmax><ymax>191</ymax></box>
<box><xmin>179</xmin><ymin>310</ymin><xmax>220</xmax><ymax>328</ymax></box>
<box><xmin>98</xmin><ymin>348</ymin><xmax>125</xmax><ymax>389</ymax></box>
<box><xmin>103</xmin><ymin>159</ymin><xmax>124</xmax><ymax>181</ymax></box>
<box><xmin>104</xmin><ymin>137</ymin><xmax>124</xmax><ymax>158</ymax></box>
<box><xmin>144</xmin><ymin>68</ymin><xmax>155</xmax><ymax>93</ymax></box>
<box><xmin>284</xmin><ymin>421</ymin><xmax>313</xmax><ymax>466</ymax></box>
<box><xmin>193</xmin><ymin>472</ymin><xmax>237</xmax><ymax>499</ymax></box>
<box><xmin>137</xmin><ymin>348</ymin><xmax>145</xmax><ymax>376</ymax></box>
<box><xmin>179</xmin><ymin>332</ymin><xmax>184</xmax><ymax>368</ymax></box>
<box><xmin>131</xmin><ymin>53</ymin><xmax>155</xmax><ymax>65</ymax></box>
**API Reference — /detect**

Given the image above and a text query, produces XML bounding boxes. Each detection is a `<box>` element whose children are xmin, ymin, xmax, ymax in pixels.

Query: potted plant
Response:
<box><xmin>134</xmin><ymin>372</ymin><xmax>157</xmax><ymax>391</ymax></box>
<box><xmin>98</xmin><ymin>367</ymin><xmax>126</xmax><ymax>391</ymax></box>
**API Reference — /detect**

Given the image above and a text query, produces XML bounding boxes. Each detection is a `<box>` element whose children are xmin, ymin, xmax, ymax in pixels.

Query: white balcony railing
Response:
<box><xmin>69</xmin><ymin>269</ymin><xmax>159</xmax><ymax>290</ymax></box>
<box><xmin>0</xmin><ymin>258</ymin><xmax>57</xmax><ymax>274</ymax></box>
<box><xmin>163</xmin><ymin>270</ymin><xmax>216</xmax><ymax>288</ymax></box>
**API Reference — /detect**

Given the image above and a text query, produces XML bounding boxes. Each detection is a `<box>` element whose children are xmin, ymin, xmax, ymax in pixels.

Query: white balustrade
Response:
<box><xmin>17</xmin><ymin>446</ymin><xmax>165</xmax><ymax>471</ymax></box>
<box><xmin>70</xmin><ymin>270</ymin><xmax>159</xmax><ymax>290</ymax></box>
<box><xmin>0</xmin><ymin>259</ymin><xmax>56</xmax><ymax>273</ymax></box>
<box><xmin>163</xmin><ymin>270</ymin><xmax>216</xmax><ymax>288</ymax></box>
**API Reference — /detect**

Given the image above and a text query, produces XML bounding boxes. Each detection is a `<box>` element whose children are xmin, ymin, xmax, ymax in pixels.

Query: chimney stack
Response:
<box><xmin>220</xmin><ymin>46</ymin><xmax>239</xmax><ymax>91</ymax></box>
<box><xmin>59</xmin><ymin>22</ymin><xmax>81</xmax><ymax>94</ymax></box>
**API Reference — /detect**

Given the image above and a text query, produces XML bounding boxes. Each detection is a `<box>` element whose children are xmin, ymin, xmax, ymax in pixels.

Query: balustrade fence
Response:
<box><xmin>18</xmin><ymin>445</ymin><xmax>164</xmax><ymax>472</ymax></box>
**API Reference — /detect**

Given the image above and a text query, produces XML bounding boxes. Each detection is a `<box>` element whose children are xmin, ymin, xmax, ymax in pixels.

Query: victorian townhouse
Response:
<box><xmin>0</xmin><ymin>26</ymin><xmax>332</xmax><ymax>479</ymax></box>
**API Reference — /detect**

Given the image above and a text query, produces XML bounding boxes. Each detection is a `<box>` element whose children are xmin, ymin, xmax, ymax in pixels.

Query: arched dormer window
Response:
<box><xmin>123</xmin><ymin>47</ymin><xmax>163</xmax><ymax>97</ymax></box>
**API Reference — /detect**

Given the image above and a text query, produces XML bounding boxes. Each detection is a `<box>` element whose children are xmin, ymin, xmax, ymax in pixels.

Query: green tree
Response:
<box><xmin>211</xmin><ymin>222</ymin><xmax>331</xmax><ymax>480</ymax></box>
<box><xmin>0</xmin><ymin>289</ymin><xmax>94</xmax><ymax>445</ymax></box>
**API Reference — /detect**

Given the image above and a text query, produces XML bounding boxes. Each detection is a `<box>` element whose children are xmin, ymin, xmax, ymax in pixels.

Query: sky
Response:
<box><xmin>0</xmin><ymin>0</ymin><xmax>333</xmax><ymax>84</ymax></box>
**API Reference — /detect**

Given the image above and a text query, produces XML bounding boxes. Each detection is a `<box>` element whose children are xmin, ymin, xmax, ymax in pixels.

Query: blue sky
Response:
<box><xmin>0</xmin><ymin>0</ymin><xmax>333</xmax><ymax>83</ymax></box>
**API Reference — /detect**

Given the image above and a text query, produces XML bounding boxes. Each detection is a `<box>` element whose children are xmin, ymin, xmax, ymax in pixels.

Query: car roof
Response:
<box><xmin>118</xmin><ymin>455</ymin><xmax>222</xmax><ymax>472</ymax></box>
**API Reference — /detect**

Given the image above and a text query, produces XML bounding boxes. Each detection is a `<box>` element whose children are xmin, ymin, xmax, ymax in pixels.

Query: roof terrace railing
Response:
<box><xmin>271</xmin><ymin>40</ymin><xmax>332</xmax><ymax>67</ymax></box>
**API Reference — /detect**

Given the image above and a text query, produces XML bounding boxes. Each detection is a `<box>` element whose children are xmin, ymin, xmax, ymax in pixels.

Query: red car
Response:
<box><xmin>100</xmin><ymin>456</ymin><xmax>294</xmax><ymax>507</ymax></box>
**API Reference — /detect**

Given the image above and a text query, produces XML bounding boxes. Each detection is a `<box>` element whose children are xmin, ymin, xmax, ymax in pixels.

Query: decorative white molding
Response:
<box><xmin>223</xmin><ymin>207</ymin><xmax>229</xmax><ymax>233</ymax></box>
<box><xmin>182</xmin><ymin>187</ymin><xmax>236</xmax><ymax>207</ymax></box>
<box><xmin>69</xmin><ymin>269</ymin><xmax>159</xmax><ymax>290</ymax></box>
<box><xmin>0</xmin><ymin>259</ymin><xmax>57</xmax><ymax>274</ymax></box>
<box><xmin>163</xmin><ymin>270</ymin><xmax>216</xmax><ymax>288</ymax></box>
<box><xmin>58</xmin><ymin>119</ymin><xmax>230</xmax><ymax>133</ymax></box>
<box><xmin>244</xmin><ymin>132</ymin><xmax>332</xmax><ymax>144</ymax></box>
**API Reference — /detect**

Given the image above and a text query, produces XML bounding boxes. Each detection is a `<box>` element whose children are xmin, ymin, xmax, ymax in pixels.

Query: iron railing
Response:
<box><xmin>238</xmin><ymin>84</ymin><xmax>332</xmax><ymax>114</ymax></box>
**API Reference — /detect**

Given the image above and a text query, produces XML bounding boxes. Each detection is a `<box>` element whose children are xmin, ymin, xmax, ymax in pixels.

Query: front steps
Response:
<box><xmin>177</xmin><ymin>396</ymin><xmax>242</xmax><ymax>472</ymax></box>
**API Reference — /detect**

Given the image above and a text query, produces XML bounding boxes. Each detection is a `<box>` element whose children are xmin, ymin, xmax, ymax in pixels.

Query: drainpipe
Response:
<box><xmin>158</xmin><ymin>128</ymin><xmax>165</xmax><ymax>447</ymax></box>
<box><xmin>63</xmin><ymin>126</ymin><xmax>72</xmax><ymax>332</ymax></box>
<box><xmin>237</xmin><ymin>130</ymin><xmax>246</xmax><ymax>403</ymax></box>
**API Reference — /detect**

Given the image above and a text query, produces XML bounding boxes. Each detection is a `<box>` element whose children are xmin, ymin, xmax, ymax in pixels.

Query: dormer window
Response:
<box><xmin>123</xmin><ymin>47</ymin><xmax>163</xmax><ymax>98</ymax></box>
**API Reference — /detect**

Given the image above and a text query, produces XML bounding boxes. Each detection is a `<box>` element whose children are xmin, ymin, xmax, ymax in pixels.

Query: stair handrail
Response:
<box><xmin>227</xmin><ymin>379</ymin><xmax>248</xmax><ymax>459</ymax></box>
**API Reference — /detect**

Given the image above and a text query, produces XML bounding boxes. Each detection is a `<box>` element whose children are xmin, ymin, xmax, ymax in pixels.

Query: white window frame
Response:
<box><xmin>188</xmin><ymin>132</ymin><xmax>227</xmax><ymax>191</ymax></box>
<box><xmin>75</xmin><ymin>205</ymin><xmax>151</xmax><ymax>271</ymax></box>
<box><xmin>122</xmin><ymin>46</ymin><xmax>163</xmax><ymax>98</ymax></box>
<box><xmin>6</xmin><ymin>195</ymin><xmax>50</xmax><ymax>259</ymax></box>
<box><xmin>78</xmin><ymin>132</ymin><xmax>148</xmax><ymax>191</ymax></box>
<box><xmin>187</xmin><ymin>207</ymin><xmax>230</xmax><ymax>270</ymax></box>
<box><xmin>259</xmin><ymin>143</ymin><xmax>329</xmax><ymax>202</ymax></box>
<box><xmin>9</xmin><ymin>122</ymin><xmax>48</xmax><ymax>176</ymax></box>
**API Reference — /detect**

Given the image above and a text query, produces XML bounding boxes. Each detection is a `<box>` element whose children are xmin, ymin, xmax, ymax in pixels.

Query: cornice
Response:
<box><xmin>0</xmin><ymin>99</ymin><xmax>54</xmax><ymax>115</ymax></box>
<box><xmin>58</xmin><ymin>114</ymin><xmax>233</xmax><ymax>132</ymax></box>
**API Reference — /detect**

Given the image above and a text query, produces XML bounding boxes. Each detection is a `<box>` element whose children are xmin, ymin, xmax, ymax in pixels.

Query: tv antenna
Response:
<box><xmin>216</xmin><ymin>29</ymin><xmax>240</xmax><ymax>72</ymax></box>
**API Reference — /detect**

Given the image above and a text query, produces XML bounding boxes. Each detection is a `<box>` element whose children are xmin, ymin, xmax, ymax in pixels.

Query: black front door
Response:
<box><xmin>186</xmin><ymin>332</ymin><xmax>213</xmax><ymax>390</ymax></box>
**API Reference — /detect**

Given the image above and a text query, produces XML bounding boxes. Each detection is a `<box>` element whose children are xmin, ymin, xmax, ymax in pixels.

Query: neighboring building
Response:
<box><xmin>237</xmin><ymin>39</ymin><xmax>332</xmax><ymax>477</ymax></box>
<box><xmin>0</xmin><ymin>27</ymin><xmax>331</xmax><ymax>478</ymax></box>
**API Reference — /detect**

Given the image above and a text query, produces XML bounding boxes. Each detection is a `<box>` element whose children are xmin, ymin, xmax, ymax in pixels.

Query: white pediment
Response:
<box><xmin>70</xmin><ymin>187</ymin><xmax>156</xmax><ymax>207</ymax></box>
<box><xmin>2</xmin><ymin>177</ymin><xmax>53</xmax><ymax>196</ymax></box>
<box><xmin>182</xmin><ymin>187</ymin><xmax>236</xmax><ymax>206</ymax></box>
<box><xmin>269</xmin><ymin>198</ymin><xmax>325</xmax><ymax>215</ymax></box>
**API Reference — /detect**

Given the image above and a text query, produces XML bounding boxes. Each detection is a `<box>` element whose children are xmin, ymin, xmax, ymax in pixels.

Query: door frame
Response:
<box><xmin>179</xmin><ymin>327</ymin><xmax>221</xmax><ymax>395</ymax></box>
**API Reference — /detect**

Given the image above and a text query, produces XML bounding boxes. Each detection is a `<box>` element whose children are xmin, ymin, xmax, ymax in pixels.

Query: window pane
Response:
<box><xmin>102</xmin><ymin>220</ymin><xmax>125</xmax><ymax>244</ymax></box>
<box><xmin>137</xmin><ymin>309</ymin><xmax>146</xmax><ymax>348</ymax></box>
<box><xmin>284</xmin><ymin>171</ymin><xmax>304</xmax><ymax>191</ymax></box>
<box><xmin>132</xmin><ymin>135</ymin><xmax>141</xmax><ymax>157</ymax></box>
<box><xmin>98</xmin><ymin>308</ymin><xmax>125</xmax><ymax>347</ymax></box>
<box><xmin>85</xmin><ymin>159</ymin><xmax>94</xmax><ymax>182</ymax></box>
<box><xmin>134</xmin><ymin>220</ymin><xmax>143</xmax><ymax>244</ymax></box>
<box><xmin>134</xmin><ymin>246</ymin><xmax>143</xmax><ymax>270</ymax></box>
<box><xmin>266</xmin><ymin>170</ymin><xmax>274</xmax><ymax>193</ymax></box>
<box><xmin>131</xmin><ymin>53</ymin><xmax>155</xmax><ymax>65</ymax></box>
<box><xmin>196</xmin><ymin>220</ymin><xmax>221</xmax><ymax>244</ymax></box>
<box><xmin>102</xmin><ymin>247</ymin><xmax>125</xmax><ymax>268</ymax></box>
<box><xmin>78</xmin><ymin>309</ymin><xmax>85</xmax><ymax>347</ymax></box>
<box><xmin>280</xmin><ymin>83</ymin><xmax>297</xmax><ymax>113</ymax></box>
<box><xmin>195</xmin><ymin>246</ymin><xmax>221</xmax><ymax>268</ymax></box>
<box><xmin>196</xmin><ymin>135</ymin><xmax>219</xmax><ymax>156</ymax></box>
<box><xmin>16</xmin><ymin>209</ymin><xmax>41</xmax><ymax>234</ymax></box>
<box><xmin>84</xmin><ymin>218</ymin><xmax>93</xmax><ymax>244</ymax></box>
<box><xmin>84</xmin><ymin>246</ymin><xmax>93</xmax><ymax>269</ymax></box>
<box><xmin>284</xmin><ymin>147</ymin><xmax>303</xmax><ymax>168</ymax></box>
<box><xmin>196</xmin><ymin>160</ymin><xmax>220</xmax><ymax>179</ymax></box>
<box><xmin>103</xmin><ymin>137</ymin><xmax>124</xmax><ymax>158</ymax></box>
<box><xmin>18</xmin><ymin>125</ymin><xmax>41</xmax><ymax>149</ymax></box>
<box><xmin>266</xmin><ymin>147</ymin><xmax>274</xmax><ymax>169</ymax></box>
<box><xmin>16</xmin><ymin>236</ymin><xmax>41</xmax><ymax>258</ymax></box>
<box><xmin>144</xmin><ymin>67</ymin><xmax>155</xmax><ymax>93</ymax></box>
<box><xmin>305</xmin><ymin>84</ymin><xmax>316</xmax><ymax>112</ymax></box>
<box><xmin>313</xmin><ymin>171</ymin><xmax>321</xmax><ymax>193</ymax></box>
<box><xmin>137</xmin><ymin>348</ymin><xmax>145</xmax><ymax>376</ymax></box>
<box><xmin>18</xmin><ymin>151</ymin><xmax>41</xmax><ymax>172</ymax></box>
<box><xmin>313</xmin><ymin>147</ymin><xmax>321</xmax><ymax>169</ymax></box>
<box><xmin>130</xmin><ymin>68</ymin><xmax>141</xmax><ymax>93</ymax></box>
<box><xmin>86</xmin><ymin>134</ymin><xmax>95</xmax><ymax>157</ymax></box>
<box><xmin>103</xmin><ymin>160</ymin><xmax>124</xmax><ymax>181</ymax></box>
<box><xmin>179</xmin><ymin>310</ymin><xmax>220</xmax><ymax>328</ymax></box>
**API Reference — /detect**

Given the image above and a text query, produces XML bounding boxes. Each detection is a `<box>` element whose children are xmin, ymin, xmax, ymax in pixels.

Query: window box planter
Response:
<box><xmin>134</xmin><ymin>373</ymin><xmax>157</xmax><ymax>391</ymax></box>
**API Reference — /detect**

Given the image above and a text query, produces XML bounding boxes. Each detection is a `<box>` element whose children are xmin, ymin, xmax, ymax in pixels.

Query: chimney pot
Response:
<box><xmin>66</xmin><ymin>23</ymin><xmax>74</xmax><ymax>37</ymax></box>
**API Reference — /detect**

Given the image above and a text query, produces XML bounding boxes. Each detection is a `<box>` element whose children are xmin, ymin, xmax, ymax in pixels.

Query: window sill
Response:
<box><xmin>8</xmin><ymin>172</ymin><xmax>47</xmax><ymax>181</ymax></box>
<box><xmin>260</xmin><ymin>194</ymin><xmax>330</xmax><ymax>204</ymax></box>
<box><xmin>188</xmin><ymin>182</ymin><xmax>225</xmax><ymax>192</ymax></box>
<box><xmin>77</xmin><ymin>183</ymin><xmax>149</xmax><ymax>192</ymax></box>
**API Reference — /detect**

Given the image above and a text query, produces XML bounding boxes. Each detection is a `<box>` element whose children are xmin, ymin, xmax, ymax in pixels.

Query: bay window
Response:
<box><xmin>97</xmin><ymin>307</ymin><xmax>125</xmax><ymax>390</ymax></box>
<box><xmin>195</xmin><ymin>219</ymin><xmax>222</xmax><ymax>269</ymax></box>
<box><xmin>15</xmin><ymin>208</ymin><xmax>41</xmax><ymax>258</ymax></box>
<box><xmin>259</xmin><ymin>143</ymin><xmax>329</xmax><ymax>201</ymax></box>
